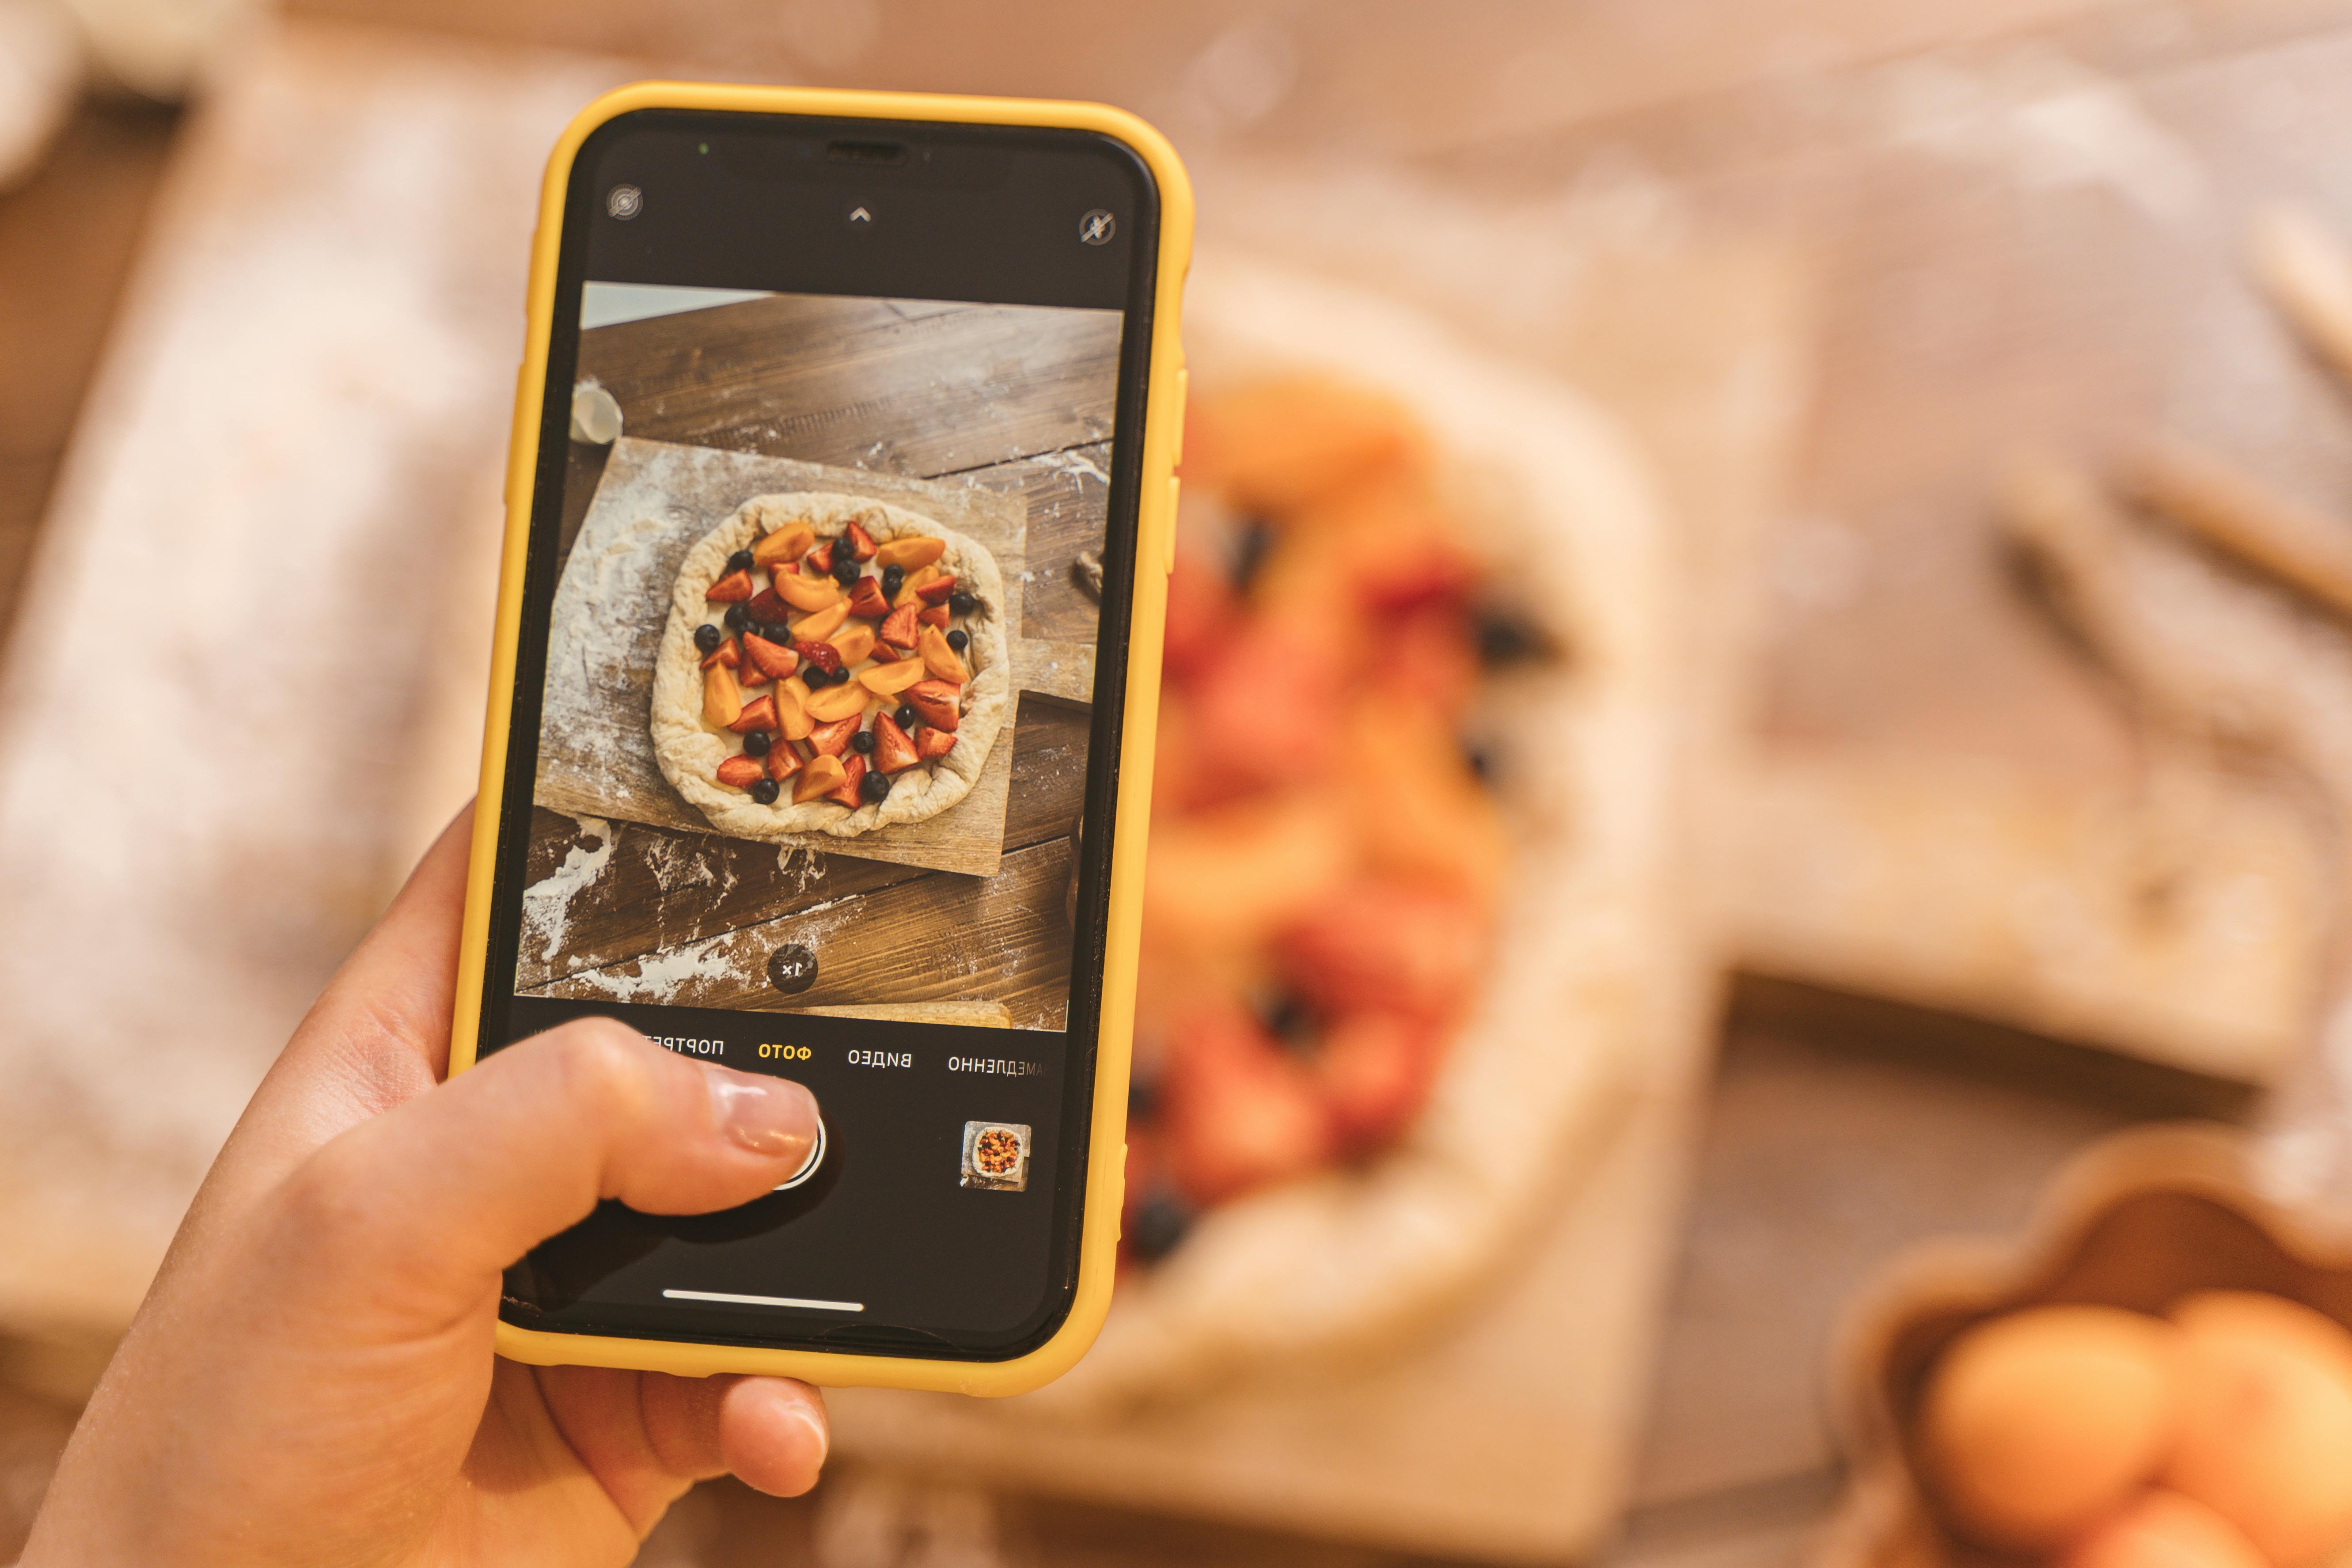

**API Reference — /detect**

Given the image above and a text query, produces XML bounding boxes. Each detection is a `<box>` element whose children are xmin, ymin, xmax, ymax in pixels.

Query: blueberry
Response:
<box><xmin>750</xmin><ymin>778</ymin><xmax>780</xmax><ymax>805</ymax></box>
<box><xmin>1229</xmin><ymin>518</ymin><xmax>1275</xmax><ymax>592</ymax></box>
<box><xmin>948</xmin><ymin>590</ymin><xmax>978</xmax><ymax>617</ymax></box>
<box><xmin>946</xmin><ymin>628</ymin><xmax>968</xmax><ymax>654</ymax></box>
<box><xmin>1472</xmin><ymin>607</ymin><xmax>1555</xmax><ymax>668</ymax></box>
<box><xmin>832</xmin><ymin>555</ymin><xmax>861</xmax><ymax>587</ymax></box>
<box><xmin>882</xmin><ymin>564</ymin><xmax>905</xmax><ymax>598</ymax></box>
<box><xmin>723</xmin><ymin>603</ymin><xmax>748</xmax><ymax>631</ymax></box>
<box><xmin>767</xmin><ymin>942</ymin><xmax>818</xmax><ymax>994</ymax></box>
<box><xmin>803</xmin><ymin>664</ymin><xmax>832</xmax><ymax>687</ymax></box>
<box><xmin>693</xmin><ymin>623</ymin><xmax>723</xmax><ymax>655</ymax></box>
<box><xmin>1128</xmin><ymin>1189</ymin><xmax>1193</xmax><ymax>1261</ymax></box>
<box><xmin>1462</xmin><ymin>741</ymin><xmax>1493</xmax><ymax>782</ymax></box>
<box><xmin>743</xmin><ymin>730</ymin><xmax>772</xmax><ymax>757</ymax></box>
<box><xmin>859</xmin><ymin>771</ymin><xmax>891</xmax><ymax>803</ymax></box>
<box><xmin>727</xmin><ymin>548</ymin><xmax>755</xmax><ymax>574</ymax></box>
<box><xmin>850</xmin><ymin>729</ymin><xmax>875</xmax><ymax>753</ymax></box>
<box><xmin>1257</xmin><ymin>991</ymin><xmax>1316</xmax><ymax>1053</ymax></box>
<box><xmin>895</xmin><ymin>703</ymin><xmax>920</xmax><ymax>730</ymax></box>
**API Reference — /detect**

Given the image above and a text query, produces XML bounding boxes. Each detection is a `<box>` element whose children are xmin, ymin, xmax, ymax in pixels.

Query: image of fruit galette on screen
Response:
<box><xmin>650</xmin><ymin>490</ymin><xmax>1011</xmax><ymax>842</ymax></box>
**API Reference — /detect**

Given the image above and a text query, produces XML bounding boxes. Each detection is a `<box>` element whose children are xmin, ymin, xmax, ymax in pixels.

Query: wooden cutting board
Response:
<box><xmin>533</xmin><ymin>437</ymin><xmax>1089</xmax><ymax>879</ymax></box>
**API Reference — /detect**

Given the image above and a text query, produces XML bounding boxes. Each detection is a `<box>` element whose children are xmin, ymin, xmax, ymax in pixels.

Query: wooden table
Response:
<box><xmin>521</xmin><ymin>292</ymin><xmax>1116</xmax><ymax>1023</ymax></box>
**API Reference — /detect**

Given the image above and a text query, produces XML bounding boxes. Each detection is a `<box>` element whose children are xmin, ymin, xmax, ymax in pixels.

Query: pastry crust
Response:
<box><xmin>650</xmin><ymin>491</ymin><xmax>1009</xmax><ymax>840</ymax></box>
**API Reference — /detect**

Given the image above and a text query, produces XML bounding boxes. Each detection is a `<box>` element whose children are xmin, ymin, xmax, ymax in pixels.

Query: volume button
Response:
<box><xmin>1165</xmin><ymin>477</ymin><xmax>1180</xmax><ymax>574</ymax></box>
<box><xmin>1172</xmin><ymin>366</ymin><xmax>1188</xmax><ymax>466</ymax></box>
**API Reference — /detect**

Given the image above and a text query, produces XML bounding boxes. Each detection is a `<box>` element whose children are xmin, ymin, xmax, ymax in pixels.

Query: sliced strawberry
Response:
<box><xmin>744</xmin><ymin>587</ymin><xmax>793</xmax><ymax>627</ymax></box>
<box><xmin>766</xmin><ymin>741</ymin><xmax>804</xmax><ymax>782</ymax></box>
<box><xmin>705</xmin><ymin>569</ymin><xmax>754</xmax><ymax>603</ymax></box>
<box><xmin>845</xmin><ymin>518</ymin><xmax>879</xmax><ymax>561</ymax></box>
<box><xmin>914</xmin><ymin>573</ymin><xmax>957</xmax><ymax>606</ymax></box>
<box><xmin>1274</xmin><ymin>877</ymin><xmax>1486</xmax><ymax>1021</ymax></box>
<box><xmin>915</xmin><ymin>726</ymin><xmax>957</xmax><ymax>761</ymax></box>
<box><xmin>737</xmin><ymin>660</ymin><xmax>770</xmax><ymax>688</ymax></box>
<box><xmin>1161</xmin><ymin>1002</ymin><xmax>1335</xmax><ymax>1206</ymax></box>
<box><xmin>716</xmin><ymin>754</ymin><xmax>765</xmax><ymax>789</ymax></box>
<box><xmin>727</xmin><ymin>695</ymin><xmax>778</xmax><ymax>734</ymax></box>
<box><xmin>741</xmin><ymin>632</ymin><xmax>799</xmax><ymax>680</ymax></box>
<box><xmin>1161</xmin><ymin>556</ymin><xmax>1237</xmax><ymax>683</ymax></box>
<box><xmin>905</xmin><ymin>678</ymin><xmax>961</xmax><ymax>731</ymax></box>
<box><xmin>827</xmin><ymin>752</ymin><xmax>869</xmax><ymax>809</ymax></box>
<box><xmin>846</xmin><ymin>576</ymin><xmax>891</xmax><ymax>619</ymax></box>
<box><xmin>878</xmin><ymin>603</ymin><xmax>921</xmax><ymax>649</ymax></box>
<box><xmin>871</xmin><ymin>714</ymin><xmax>920</xmax><ymax>774</ymax></box>
<box><xmin>1314</xmin><ymin>1010</ymin><xmax>1444</xmax><ymax>1152</ymax></box>
<box><xmin>792</xmin><ymin>639</ymin><xmax>843</xmax><ymax>676</ymax></box>
<box><xmin>698</xmin><ymin>640</ymin><xmax>740</xmax><ymax>671</ymax></box>
<box><xmin>808</xmin><ymin>717</ymin><xmax>860</xmax><ymax>757</ymax></box>
<box><xmin>804</xmin><ymin>540</ymin><xmax>835</xmax><ymax>575</ymax></box>
<box><xmin>918</xmin><ymin>604</ymin><xmax>950</xmax><ymax>628</ymax></box>
<box><xmin>793</xmin><ymin>752</ymin><xmax>845</xmax><ymax>804</ymax></box>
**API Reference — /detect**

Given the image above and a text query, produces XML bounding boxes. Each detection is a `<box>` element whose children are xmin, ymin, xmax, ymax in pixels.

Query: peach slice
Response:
<box><xmin>752</xmin><ymin>522</ymin><xmax>814</xmax><ymax>568</ymax></box>
<box><xmin>807</xmin><ymin>680</ymin><xmax>869</xmax><ymax>722</ymax></box>
<box><xmin>830</xmin><ymin>623</ymin><xmax>876</xmax><ymax>667</ymax></box>
<box><xmin>774</xmin><ymin>677</ymin><xmax>815</xmax><ymax>741</ymax></box>
<box><xmin>789</xmin><ymin>600</ymin><xmax>849</xmax><ymax>642</ymax></box>
<box><xmin>702</xmin><ymin>663</ymin><xmax>744</xmax><ymax>728</ymax></box>
<box><xmin>876</xmin><ymin>535</ymin><xmax>945</xmax><ymax>571</ymax></box>
<box><xmin>861</xmin><ymin>657</ymin><xmax>929</xmax><ymax>696</ymax></box>
<box><xmin>793</xmin><ymin>753</ymin><xmax>845</xmax><ymax>804</ymax></box>
<box><xmin>919</xmin><ymin>624</ymin><xmax>969</xmax><ymax>683</ymax></box>
<box><xmin>717</xmin><ymin>755</ymin><xmax>765</xmax><ymax>789</ymax></box>
<box><xmin>776</xmin><ymin>572</ymin><xmax>842</xmax><ymax>612</ymax></box>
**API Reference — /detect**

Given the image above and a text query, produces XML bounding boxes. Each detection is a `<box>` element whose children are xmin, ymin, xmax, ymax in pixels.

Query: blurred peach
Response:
<box><xmin>2062</xmin><ymin>1490</ymin><xmax>2269</xmax><ymax>1568</ymax></box>
<box><xmin>1920</xmin><ymin>1305</ymin><xmax>2183</xmax><ymax>1551</ymax></box>
<box><xmin>1184</xmin><ymin>376</ymin><xmax>1427</xmax><ymax>516</ymax></box>
<box><xmin>2165</xmin><ymin>1291</ymin><xmax>2352</xmax><ymax>1566</ymax></box>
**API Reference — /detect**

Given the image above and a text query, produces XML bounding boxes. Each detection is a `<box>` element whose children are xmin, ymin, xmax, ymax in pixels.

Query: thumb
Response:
<box><xmin>266</xmin><ymin>1017</ymin><xmax>820</xmax><ymax>1331</ymax></box>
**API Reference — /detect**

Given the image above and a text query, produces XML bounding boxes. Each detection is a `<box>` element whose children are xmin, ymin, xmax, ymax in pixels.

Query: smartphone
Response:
<box><xmin>448</xmin><ymin>84</ymin><xmax>1190</xmax><ymax>1396</ymax></box>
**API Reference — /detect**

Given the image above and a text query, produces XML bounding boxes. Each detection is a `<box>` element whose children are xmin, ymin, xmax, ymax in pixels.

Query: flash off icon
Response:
<box><xmin>1078</xmin><ymin>209</ymin><xmax>1115</xmax><ymax>245</ymax></box>
<box><xmin>607</xmin><ymin>184</ymin><xmax>643</xmax><ymax>220</ymax></box>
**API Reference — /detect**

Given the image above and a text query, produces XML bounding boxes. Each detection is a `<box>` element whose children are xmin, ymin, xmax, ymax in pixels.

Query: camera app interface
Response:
<box><xmin>483</xmin><ymin>118</ymin><xmax>1151</xmax><ymax>1355</ymax></box>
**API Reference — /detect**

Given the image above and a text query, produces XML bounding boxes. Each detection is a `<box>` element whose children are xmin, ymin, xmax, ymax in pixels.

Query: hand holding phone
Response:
<box><xmin>453</xmin><ymin>85</ymin><xmax>1191</xmax><ymax>1395</ymax></box>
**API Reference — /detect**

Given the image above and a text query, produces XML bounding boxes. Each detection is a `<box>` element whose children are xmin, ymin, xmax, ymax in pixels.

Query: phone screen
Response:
<box><xmin>474</xmin><ymin>111</ymin><xmax>1162</xmax><ymax>1360</ymax></box>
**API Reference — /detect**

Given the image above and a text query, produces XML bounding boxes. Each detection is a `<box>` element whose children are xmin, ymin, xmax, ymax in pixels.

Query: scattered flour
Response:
<box><xmin>519</xmin><ymin>815</ymin><xmax>613</xmax><ymax>964</ymax></box>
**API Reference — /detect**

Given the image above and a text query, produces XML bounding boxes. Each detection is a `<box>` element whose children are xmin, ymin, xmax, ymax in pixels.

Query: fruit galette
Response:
<box><xmin>650</xmin><ymin>491</ymin><xmax>1009</xmax><ymax>840</ymax></box>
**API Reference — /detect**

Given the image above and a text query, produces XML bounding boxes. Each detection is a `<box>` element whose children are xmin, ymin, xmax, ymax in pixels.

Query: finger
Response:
<box><xmin>274</xmin><ymin>1018</ymin><xmax>822</xmax><ymax>1332</ymax></box>
<box><xmin>717</xmin><ymin>1377</ymin><xmax>830</xmax><ymax>1498</ymax></box>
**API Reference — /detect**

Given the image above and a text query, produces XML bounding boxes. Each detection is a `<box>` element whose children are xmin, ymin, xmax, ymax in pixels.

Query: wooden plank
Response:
<box><xmin>964</xmin><ymin>439</ymin><xmax>1110</xmax><ymax>645</ymax></box>
<box><xmin>520</xmin><ymin>697</ymin><xmax>1089</xmax><ymax>988</ymax></box>
<box><xmin>578</xmin><ymin>293</ymin><xmax>1119</xmax><ymax>479</ymax></box>
<box><xmin>521</xmin><ymin>835</ymin><xmax>1076</xmax><ymax>1029</ymax></box>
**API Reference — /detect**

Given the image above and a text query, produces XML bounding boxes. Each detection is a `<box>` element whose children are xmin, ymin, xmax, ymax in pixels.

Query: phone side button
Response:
<box><xmin>1171</xmin><ymin>367</ymin><xmax>1187</xmax><ymax>465</ymax></box>
<box><xmin>1164</xmin><ymin>477</ymin><xmax>1180</xmax><ymax>574</ymax></box>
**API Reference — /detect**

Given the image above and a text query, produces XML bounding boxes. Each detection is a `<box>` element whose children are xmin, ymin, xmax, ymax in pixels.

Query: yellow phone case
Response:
<box><xmin>448</xmin><ymin>82</ymin><xmax>1191</xmax><ymax>1396</ymax></box>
